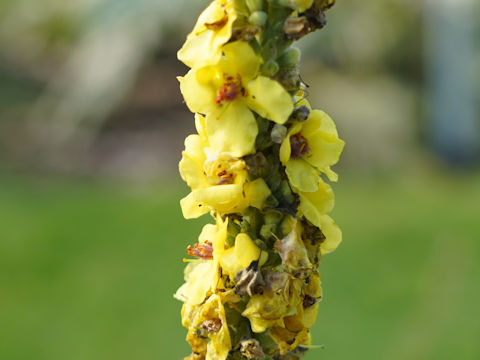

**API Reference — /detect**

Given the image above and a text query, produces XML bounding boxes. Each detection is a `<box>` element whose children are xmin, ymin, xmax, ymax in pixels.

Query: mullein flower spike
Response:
<box><xmin>175</xmin><ymin>1</ymin><xmax>344</xmax><ymax>359</ymax></box>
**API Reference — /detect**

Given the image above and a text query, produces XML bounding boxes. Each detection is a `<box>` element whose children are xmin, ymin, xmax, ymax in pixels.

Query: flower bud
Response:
<box><xmin>278</xmin><ymin>47</ymin><xmax>301</xmax><ymax>67</ymax></box>
<box><xmin>261</xmin><ymin>60</ymin><xmax>280</xmax><ymax>76</ymax></box>
<box><xmin>291</xmin><ymin>105</ymin><xmax>310</xmax><ymax>122</ymax></box>
<box><xmin>271</xmin><ymin>124</ymin><xmax>288</xmax><ymax>144</ymax></box>
<box><xmin>249</xmin><ymin>11</ymin><xmax>268</xmax><ymax>27</ymax></box>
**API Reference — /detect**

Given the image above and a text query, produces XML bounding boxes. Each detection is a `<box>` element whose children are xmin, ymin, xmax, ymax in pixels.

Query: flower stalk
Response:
<box><xmin>175</xmin><ymin>1</ymin><xmax>344</xmax><ymax>359</ymax></box>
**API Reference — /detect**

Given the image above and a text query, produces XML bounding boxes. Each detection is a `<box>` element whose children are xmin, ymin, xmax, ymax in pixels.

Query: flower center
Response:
<box><xmin>215</xmin><ymin>75</ymin><xmax>244</xmax><ymax>104</ymax></box>
<box><xmin>204</xmin><ymin>154</ymin><xmax>244</xmax><ymax>186</ymax></box>
<box><xmin>290</xmin><ymin>133</ymin><xmax>310</xmax><ymax>158</ymax></box>
<box><xmin>187</xmin><ymin>241</ymin><xmax>213</xmax><ymax>260</ymax></box>
<box><xmin>217</xmin><ymin>169</ymin><xmax>235</xmax><ymax>185</ymax></box>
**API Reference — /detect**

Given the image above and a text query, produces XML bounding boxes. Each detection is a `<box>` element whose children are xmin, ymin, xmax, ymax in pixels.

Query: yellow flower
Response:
<box><xmin>175</xmin><ymin>219</ymin><xmax>228</xmax><ymax>306</ymax></box>
<box><xmin>219</xmin><ymin>232</ymin><xmax>268</xmax><ymax>279</ymax></box>
<box><xmin>280</xmin><ymin>108</ymin><xmax>345</xmax><ymax>191</ymax></box>
<box><xmin>175</xmin><ymin>260</ymin><xmax>219</xmax><ymax>307</ymax></box>
<box><xmin>179</xmin><ymin>115</ymin><xmax>271</xmax><ymax>219</ymax></box>
<box><xmin>182</xmin><ymin>294</ymin><xmax>232</xmax><ymax>360</ymax></box>
<box><xmin>295</xmin><ymin>178</ymin><xmax>342</xmax><ymax>254</ymax></box>
<box><xmin>270</xmin><ymin>324</ymin><xmax>311</xmax><ymax>355</ymax></box>
<box><xmin>179</xmin><ymin>41</ymin><xmax>294</xmax><ymax>156</ymax></box>
<box><xmin>242</xmin><ymin>272</ymin><xmax>303</xmax><ymax>333</ymax></box>
<box><xmin>178</xmin><ymin>0</ymin><xmax>237</xmax><ymax>69</ymax></box>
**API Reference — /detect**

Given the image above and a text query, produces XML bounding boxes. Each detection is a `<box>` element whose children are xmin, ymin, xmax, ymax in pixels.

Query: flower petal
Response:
<box><xmin>206</xmin><ymin>101</ymin><xmax>257</xmax><ymax>157</ymax></box>
<box><xmin>279</xmin><ymin>122</ymin><xmax>302</xmax><ymax>163</ymax></box>
<box><xmin>175</xmin><ymin>261</ymin><xmax>218</xmax><ymax>306</ymax></box>
<box><xmin>195</xmin><ymin>114</ymin><xmax>209</xmax><ymax>146</ymax></box>
<box><xmin>317</xmin><ymin>215</ymin><xmax>342</xmax><ymax>254</ymax></box>
<box><xmin>246</xmin><ymin>76</ymin><xmax>293</xmax><ymax>124</ymax></box>
<box><xmin>180</xmin><ymin>192</ymin><xmax>211</xmax><ymax>219</ymax></box>
<box><xmin>309</xmin><ymin>109</ymin><xmax>340</xmax><ymax>136</ymax></box>
<box><xmin>221</xmin><ymin>41</ymin><xmax>260</xmax><ymax>81</ymax></box>
<box><xmin>297</xmin><ymin>179</ymin><xmax>335</xmax><ymax>223</ymax></box>
<box><xmin>303</xmin><ymin>110</ymin><xmax>345</xmax><ymax>181</ymax></box>
<box><xmin>285</xmin><ymin>159</ymin><xmax>319</xmax><ymax>192</ymax></box>
<box><xmin>204</xmin><ymin>295</ymin><xmax>232</xmax><ymax>360</ymax></box>
<box><xmin>179</xmin><ymin>136</ymin><xmax>209</xmax><ymax>190</ymax></box>
<box><xmin>305</xmin><ymin>132</ymin><xmax>344</xmax><ymax>182</ymax></box>
<box><xmin>243</xmin><ymin>178</ymin><xmax>271</xmax><ymax>209</ymax></box>
<box><xmin>177</xmin><ymin>0</ymin><xmax>237</xmax><ymax>68</ymax></box>
<box><xmin>194</xmin><ymin>184</ymin><xmax>245</xmax><ymax>214</ymax></box>
<box><xmin>179</xmin><ymin>68</ymin><xmax>218</xmax><ymax>114</ymax></box>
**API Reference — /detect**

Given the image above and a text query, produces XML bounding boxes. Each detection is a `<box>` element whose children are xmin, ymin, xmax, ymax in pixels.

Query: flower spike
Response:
<box><xmin>175</xmin><ymin>1</ymin><xmax>343</xmax><ymax>359</ymax></box>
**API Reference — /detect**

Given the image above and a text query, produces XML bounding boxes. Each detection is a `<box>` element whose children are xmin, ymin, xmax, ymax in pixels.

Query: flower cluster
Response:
<box><xmin>175</xmin><ymin>1</ymin><xmax>343</xmax><ymax>359</ymax></box>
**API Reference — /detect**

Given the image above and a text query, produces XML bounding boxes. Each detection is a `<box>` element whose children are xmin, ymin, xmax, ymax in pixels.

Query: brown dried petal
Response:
<box><xmin>284</xmin><ymin>17</ymin><xmax>310</xmax><ymax>40</ymax></box>
<box><xmin>302</xmin><ymin>294</ymin><xmax>318</xmax><ymax>309</ymax></box>
<box><xmin>234</xmin><ymin>261</ymin><xmax>265</xmax><ymax>297</ymax></box>
<box><xmin>240</xmin><ymin>338</ymin><xmax>265</xmax><ymax>360</ymax></box>
<box><xmin>200</xmin><ymin>318</ymin><xmax>222</xmax><ymax>334</ymax></box>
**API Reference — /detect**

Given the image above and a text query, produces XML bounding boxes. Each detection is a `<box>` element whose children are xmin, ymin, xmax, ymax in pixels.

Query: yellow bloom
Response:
<box><xmin>182</xmin><ymin>295</ymin><xmax>232</xmax><ymax>360</ymax></box>
<box><xmin>179</xmin><ymin>116</ymin><xmax>271</xmax><ymax>219</ymax></box>
<box><xmin>295</xmin><ymin>179</ymin><xmax>342</xmax><ymax>254</ymax></box>
<box><xmin>175</xmin><ymin>219</ymin><xmax>229</xmax><ymax>306</ymax></box>
<box><xmin>270</xmin><ymin>324</ymin><xmax>311</xmax><ymax>355</ymax></box>
<box><xmin>179</xmin><ymin>41</ymin><xmax>293</xmax><ymax>156</ymax></box>
<box><xmin>242</xmin><ymin>272</ymin><xmax>303</xmax><ymax>333</ymax></box>
<box><xmin>280</xmin><ymin>108</ymin><xmax>344</xmax><ymax>191</ymax></box>
<box><xmin>219</xmin><ymin>233</ymin><xmax>268</xmax><ymax>279</ymax></box>
<box><xmin>178</xmin><ymin>0</ymin><xmax>237</xmax><ymax>69</ymax></box>
<box><xmin>175</xmin><ymin>260</ymin><xmax>218</xmax><ymax>307</ymax></box>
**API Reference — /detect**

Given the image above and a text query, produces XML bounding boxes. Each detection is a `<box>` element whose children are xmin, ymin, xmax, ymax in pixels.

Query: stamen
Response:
<box><xmin>187</xmin><ymin>241</ymin><xmax>214</xmax><ymax>260</ymax></box>
<box><xmin>290</xmin><ymin>133</ymin><xmax>310</xmax><ymax>158</ymax></box>
<box><xmin>217</xmin><ymin>169</ymin><xmax>235</xmax><ymax>185</ymax></box>
<box><xmin>215</xmin><ymin>75</ymin><xmax>242</xmax><ymax>104</ymax></box>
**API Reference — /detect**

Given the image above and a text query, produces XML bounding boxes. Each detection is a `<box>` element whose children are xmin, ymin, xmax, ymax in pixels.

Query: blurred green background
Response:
<box><xmin>0</xmin><ymin>0</ymin><xmax>479</xmax><ymax>359</ymax></box>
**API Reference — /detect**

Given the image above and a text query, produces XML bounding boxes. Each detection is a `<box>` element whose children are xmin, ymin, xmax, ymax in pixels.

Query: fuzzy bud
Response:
<box><xmin>249</xmin><ymin>11</ymin><xmax>267</xmax><ymax>27</ymax></box>
<box><xmin>271</xmin><ymin>124</ymin><xmax>288</xmax><ymax>144</ymax></box>
<box><xmin>261</xmin><ymin>60</ymin><xmax>280</xmax><ymax>76</ymax></box>
<box><xmin>278</xmin><ymin>47</ymin><xmax>302</xmax><ymax>67</ymax></box>
<box><xmin>291</xmin><ymin>105</ymin><xmax>310</xmax><ymax>122</ymax></box>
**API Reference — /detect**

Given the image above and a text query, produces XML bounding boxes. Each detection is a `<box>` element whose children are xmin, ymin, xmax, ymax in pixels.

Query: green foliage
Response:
<box><xmin>0</xmin><ymin>171</ymin><xmax>479</xmax><ymax>360</ymax></box>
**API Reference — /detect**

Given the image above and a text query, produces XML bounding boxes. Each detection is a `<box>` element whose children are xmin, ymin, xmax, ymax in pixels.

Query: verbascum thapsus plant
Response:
<box><xmin>174</xmin><ymin>1</ymin><xmax>344</xmax><ymax>359</ymax></box>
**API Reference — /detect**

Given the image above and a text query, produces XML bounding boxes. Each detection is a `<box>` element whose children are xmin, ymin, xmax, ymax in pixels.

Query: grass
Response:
<box><xmin>0</xmin><ymin>170</ymin><xmax>479</xmax><ymax>360</ymax></box>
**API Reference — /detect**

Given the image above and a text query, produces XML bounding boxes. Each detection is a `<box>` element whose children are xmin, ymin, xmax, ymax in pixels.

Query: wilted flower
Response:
<box><xmin>182</xmin><ymin>295</ymin><xmax>232</xmax><ymax>360</ymax></box>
